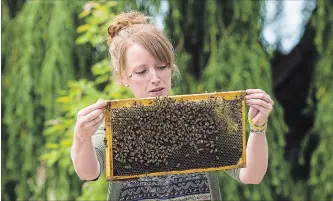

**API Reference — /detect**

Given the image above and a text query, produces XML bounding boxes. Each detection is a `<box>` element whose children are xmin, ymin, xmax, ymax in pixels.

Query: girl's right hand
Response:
<box><xmin>74</xmin><ymin>99</ymin><xmax>107</xmax><ymax>141</ymax></box>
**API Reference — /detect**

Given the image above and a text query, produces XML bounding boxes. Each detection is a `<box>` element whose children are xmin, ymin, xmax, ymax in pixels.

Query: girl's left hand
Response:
<box><xmin>245</xmin><ymin>89</ymin><xmax>274</xmax><ymax>126</ymax></box>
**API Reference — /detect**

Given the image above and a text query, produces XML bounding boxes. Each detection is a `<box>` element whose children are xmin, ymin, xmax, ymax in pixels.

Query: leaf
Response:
<box><xmin>76</xmin><ymin>34</ymin><xmax>90</xmax><ymax>45</ymax></box>
<box><xmin>46</xmin><ymin>151</ymin><xmax>62</xmax><ymax>167</ymax></box>
<box><xmin>60</xmin><ymin>139</ymin><xmax>73</xmax><ymax>148</ymax></box>
<box><xmin>79</xmin><ymin>10</ymin><xmax>90</xmax><ymax>19</ymax></box>
<box><xmin>46</xmin><ymin>143</ymin><xmax>60</xmax><ymax>149</ymax></box>
<box><xmin>56</xmin><ymin>96</ymin><xmax>71</xmax><ymax>103</ymax></box>
<box><xmin>40</xmin><ymin>153</ymin><xmax>53</xmax><ymax>161</ymax></box>
<box><xmin>95</xmin><ymin>75</ymin><xmax>110</xmax><ymax>84</ymax></box>
<box><xmin>76</xmin><ymin>24</ymin><xmax>90</xmax><ymax>33</ymax></box>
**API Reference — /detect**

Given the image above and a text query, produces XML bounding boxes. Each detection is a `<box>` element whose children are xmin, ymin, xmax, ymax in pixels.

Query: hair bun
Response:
<box><xmin>107</xmin><ymin>11</ymin><xmax>150</xmax><ymax>45</ymax></box>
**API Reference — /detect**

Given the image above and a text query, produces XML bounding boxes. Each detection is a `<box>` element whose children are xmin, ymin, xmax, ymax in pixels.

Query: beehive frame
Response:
<box><xmin>104</xmin><ymin>90</ymin><xmax>247</xmax><ymax>180</ymax></box>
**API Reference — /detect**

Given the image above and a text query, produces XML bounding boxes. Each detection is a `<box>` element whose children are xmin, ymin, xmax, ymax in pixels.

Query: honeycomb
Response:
<box><xmin>104</xmin><ymin>91</ymin><xmax>246</xmax><ymax>180</ymax></box>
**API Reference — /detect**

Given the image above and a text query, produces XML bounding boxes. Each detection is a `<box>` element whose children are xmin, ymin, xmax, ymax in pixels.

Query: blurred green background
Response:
<box><xmin>1</xmin><ymin>0</ymin><xmax>332</xmax><ymax>200</ymax></box>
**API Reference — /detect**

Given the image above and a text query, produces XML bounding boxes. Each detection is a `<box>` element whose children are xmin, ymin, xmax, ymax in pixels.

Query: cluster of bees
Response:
<box><xmin>111</xmin><ymin>96</ymin><xmax>243</xmax><ymax>174</ymax></box>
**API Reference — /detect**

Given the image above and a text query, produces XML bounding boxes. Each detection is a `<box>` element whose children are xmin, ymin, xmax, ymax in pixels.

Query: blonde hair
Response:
<box><xmin>107</xmin><ymin>11</ymin><xmax>178</xmax><ymax>82</ymax></box>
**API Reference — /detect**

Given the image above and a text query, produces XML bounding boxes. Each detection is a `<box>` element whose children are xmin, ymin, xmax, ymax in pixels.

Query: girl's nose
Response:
<box><xmin>151</xmin><ymin>70</ymin><xmax>161</xmax><ymax>85</ymax></box>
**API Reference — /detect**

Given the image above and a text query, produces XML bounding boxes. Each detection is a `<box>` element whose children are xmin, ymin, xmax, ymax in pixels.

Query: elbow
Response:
<box><xmin>245</xmin><ymin>177</ymin><xmax>264</xmax><ymax>185</ymax></box>
<box><xmin>240</xmin><ymin>174</ymin><xmax>265</xmax><ymax>184</ymax></box>
<box><xmin>77</xmin><ymin>173</ymin><xmax>98</xmax><ymax>181</ymax></box>
<box><xmin>74</xmin><ymin>166</ymin><xmax>100</xmax><ymax>181</ymax></box>
<box><xmin>76</xmin><ymin>171</ymin><xmax>88</xmax><ymax>181</ymax></box>
<box><xmin>71</xmin><ymin>155</ymin><xmax>100</xmax><ymax>181</ymax></box>
<box><xmin>240</xmin><ymin>168</ymin><xmax>267</xmax><ymax>185</ymax></box>
<box><xmin>251</xmin><ymin>176</ymin><xmax>264</xmax><ymax>184</ymax></box>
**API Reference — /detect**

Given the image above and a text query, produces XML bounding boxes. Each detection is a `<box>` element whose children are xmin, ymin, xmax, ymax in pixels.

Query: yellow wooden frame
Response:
<box><xmin>104</xmin><ymin>90</ymin><xmax>247</xmax><ymax>180</ymax></box>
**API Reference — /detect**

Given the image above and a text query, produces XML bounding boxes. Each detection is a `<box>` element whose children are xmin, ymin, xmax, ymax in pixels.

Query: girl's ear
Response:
<box><xmin>122</xmin><ymin>81</ymin><xmax>129</xmax><ymax>87</ymax></box>
<box><xmin>120</xmin><ymin>71</ymin><xmax>129</xmax><ymax>87</ymax></box>
<box><xmin>111</xmin><ymin>60</ymin><xmax>129</xmax><ymax>87</ymax></box>
<box><xmin>110</xmin><ymin>73</ymin><xmax>122</xmax><ymax>87</ymax></box>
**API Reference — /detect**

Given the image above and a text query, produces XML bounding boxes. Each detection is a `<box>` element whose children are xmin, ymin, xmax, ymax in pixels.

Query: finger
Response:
<box><xmin>81</xmin><ymin>109</ymin><xmax>103</xmax><ymax>123</ymax></box>
<box><xmin>77</xmin><ymin>99</ymin><xmax>107</xmax><ymax>117</ymax></box>
<box><xmin>246</xmin><ymin>89</ymin><xmax>266</xmax><ymax>95</ymax></box>
<box><xmin>86</xmin><ymin>112</ymin><xmax>104</xmax><ymax>128</ymax></box>
<box><xmin>246</xmin><ymin>99</ymin><xmax>273</xmax><ymax>111</ymax></box>
<box><xmin>249</xmin><ymin>104</ymin><xmax>269</xmax><ymax>116</ymax></box>
<box><xmin>93</xmin><ymin>112</ymin><xmax>104</xmax><ymax>127</ymax></box>
<box><xmin>245</xmin><ymin>93</ymin><xmax>274</xmax><ymax>104</ymax></box>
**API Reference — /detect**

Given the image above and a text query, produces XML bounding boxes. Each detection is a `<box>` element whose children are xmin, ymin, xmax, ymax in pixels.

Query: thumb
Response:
<box><xmin>248</xmin><ymin>107</ymin><xmax>258</xmax><ymax>119</ymax></box>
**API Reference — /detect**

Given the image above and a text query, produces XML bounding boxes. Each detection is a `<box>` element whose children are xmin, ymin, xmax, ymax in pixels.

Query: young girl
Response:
<box><xmin>71</xmin><ymin>11</ymin><xmax>273</xmax><ymax>201</ymax></box>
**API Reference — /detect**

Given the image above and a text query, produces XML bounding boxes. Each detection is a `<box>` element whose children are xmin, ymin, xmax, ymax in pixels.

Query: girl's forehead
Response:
<box><xmin>126</xmin><ymin>45</ymin><xmax>154</xmax><ymax>62</ymax></box>
<box><xmin>126</xmin><ymin>44</ymin><xmax>165</xmax><ymax>68</ymax></box>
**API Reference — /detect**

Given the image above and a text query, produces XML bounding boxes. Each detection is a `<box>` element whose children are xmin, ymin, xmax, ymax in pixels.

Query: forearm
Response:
<box><xmin>239</xmin><ymin>132</ymin><xmax>268</xmax><ymax>184</ymax></box>
<box><xmin>71</xmin><ymin>135</ymin><xmax>100</xmax><ymax>180</ymax></box>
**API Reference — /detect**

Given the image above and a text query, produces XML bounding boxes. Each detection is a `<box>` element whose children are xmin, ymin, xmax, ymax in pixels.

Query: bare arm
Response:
<box><xmin>239</xmin><ymin>89</ymin><xmax>273</xmax><ymax>184</ymax></box>
<box><xmin>70</xmin><ymin>99</ymin><xmax>107</xmax><ymax>180</ymax></box>
<box><xmin>71</xmin><ymin>135</ymin><xmax>100</xmax><ymax>180</ymax></box>
<box><xmin>240</xmin><ymin>132</ymin><xmax>268</xmax><ymax>184</ymax></box>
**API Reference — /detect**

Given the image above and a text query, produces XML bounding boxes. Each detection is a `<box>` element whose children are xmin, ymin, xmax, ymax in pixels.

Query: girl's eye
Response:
<box><xmin>135</xmin><ymin>69</ymin><xmax>146</xmax><ymax>75</ymax></box>
<box><xmin>157</xmin><ymin>65</ymin><xmax>168</xmax><ymax>70</ymax></box>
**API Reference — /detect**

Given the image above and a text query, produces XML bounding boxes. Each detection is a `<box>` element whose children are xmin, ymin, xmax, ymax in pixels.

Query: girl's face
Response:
<box><xmin>122</xmin><ymin>44</ymin><xmax>172</xmax><ymax>98</ymax></box>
